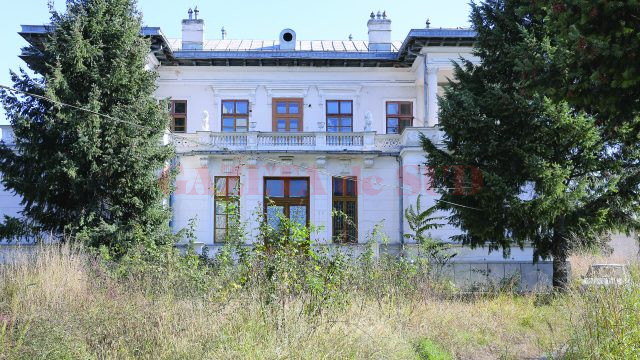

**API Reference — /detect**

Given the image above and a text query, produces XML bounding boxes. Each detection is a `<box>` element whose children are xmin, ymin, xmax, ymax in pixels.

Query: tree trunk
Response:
<box><xmin>551</xmin><ymin>217</ymin><xmax>570</xmax><ymax>289</ymax></box>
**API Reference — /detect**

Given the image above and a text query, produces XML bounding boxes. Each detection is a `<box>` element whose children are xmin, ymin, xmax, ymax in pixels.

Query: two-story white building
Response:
<box><xmin>3</xmin><ymin>10</ymin><xmax>552</xmax><ymax>289</ymax></box>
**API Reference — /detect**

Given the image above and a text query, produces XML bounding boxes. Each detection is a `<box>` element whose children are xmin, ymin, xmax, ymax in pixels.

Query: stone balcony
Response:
<box><xmin>0</xmin><ymin>125</ymin><xmax>443</xmax><ymax>154</ymax></box>
<box><xmin>172</xmin><ymin>127</ymin><xmax>442</xmax><ymax>154</ymax></box>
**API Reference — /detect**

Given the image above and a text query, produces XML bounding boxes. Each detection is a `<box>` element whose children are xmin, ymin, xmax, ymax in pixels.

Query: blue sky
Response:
<box><xmin>0</xmin><ymin>0</ymin><xmax>473</xmax><ymax>125</ymax></box>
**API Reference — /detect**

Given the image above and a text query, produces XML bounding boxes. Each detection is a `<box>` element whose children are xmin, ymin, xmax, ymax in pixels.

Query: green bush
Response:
<box><xmin>416</xmin><ymin>338</ymin><xmax>452</xmax><ymax>360</ymax></box>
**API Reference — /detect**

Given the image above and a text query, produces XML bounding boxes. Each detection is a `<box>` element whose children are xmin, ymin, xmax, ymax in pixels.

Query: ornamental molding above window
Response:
<box><xmin>210</xmin><ymin>85</ymin><xmax>257</xmax><ymax>105</ymax></box>
<box><xmin>265</xmin><ymin>85</ymin><xmax>310</xmax><ymax>99</ymax></box>
<box><xmin>316</xmin><ymin>85</ymin><xmax>363</xmax><ymax>95</ymax></box>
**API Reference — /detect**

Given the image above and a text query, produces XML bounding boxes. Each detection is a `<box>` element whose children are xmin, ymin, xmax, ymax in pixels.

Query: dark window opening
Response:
<box><xmin>332</xmin><ymin>176</ymin><xmax>357</xmax><ymax>243</ymax></box>
<box><xmin>169</xmin><ymin>100</ymin><xmax>187</xmax><ymax>133</ymax></box>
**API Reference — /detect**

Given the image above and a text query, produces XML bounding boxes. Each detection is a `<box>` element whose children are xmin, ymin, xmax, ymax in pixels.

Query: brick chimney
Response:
<box><xmin>182</xmin><ymin>7</ymin><xmax>204</xmax><ymax>50</ymax></box>
<box><xmin>367</xmin><ymin>11</ymin><xmax>391</xmax><ymax>51</ymax></box>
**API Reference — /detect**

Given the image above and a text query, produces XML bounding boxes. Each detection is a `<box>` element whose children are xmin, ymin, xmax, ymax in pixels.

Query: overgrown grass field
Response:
<box><xmin>0</xmin><ymin>241</ymin><xmax>638</xmax><ymax>359</ymax></box>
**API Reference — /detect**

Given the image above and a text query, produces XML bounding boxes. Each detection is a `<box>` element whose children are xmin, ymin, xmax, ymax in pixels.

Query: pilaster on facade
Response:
<box><xmin>426</xmin><ymin>65</ymin><xmax>440</xmax><ymax>127</ymax></box>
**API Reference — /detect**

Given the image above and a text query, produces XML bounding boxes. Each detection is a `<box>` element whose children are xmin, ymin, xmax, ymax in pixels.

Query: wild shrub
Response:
<box><xmin>248</xmin><ymin>208</ymin><xmax>350</xmax><ymax>323</ymax></box>
<box><xmin>564</xmin><ymin>266</ymin><xmax>640</xmax><ymax>358</ymax></box>
<box><xmin>96</xmin><ymin>219</ymin><xmax>215</xmax><ymax>298</ymax></box>
<box><xmin>404</xmin><ymin>195</ymin><xmax>456</xmax><ymax>276</ymax></box>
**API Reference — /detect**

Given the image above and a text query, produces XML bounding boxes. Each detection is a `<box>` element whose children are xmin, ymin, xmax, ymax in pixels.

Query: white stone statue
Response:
<box><xmin>364</xmin><ymin>111</ymin><xmax>373</xmax><ymax>132</ymax></box>
<box><xmin>201</xmin><ymin>110</ymin><xmax>210</xmax><ymax>131</ymax></box>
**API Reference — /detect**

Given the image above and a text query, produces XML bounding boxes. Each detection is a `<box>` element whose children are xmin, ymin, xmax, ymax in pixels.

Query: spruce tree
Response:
<box><xmin>0</xmin><ymin>0</ymin><xmax>175</xmax><ymax>255</ymax></box>
<box><xmin>422</xmin><ymin>0</ymin><xmax>640</xmax><ymax>288</ymax></box>
<box><xmin>539</xmin><ymin>0</ymin><xmax>640</xmax><ymax>134</ymax></box>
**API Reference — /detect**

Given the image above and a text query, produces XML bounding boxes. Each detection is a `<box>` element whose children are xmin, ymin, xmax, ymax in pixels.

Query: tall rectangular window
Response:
<box><xmin>221</xmin><ymin>100</ymin><xmax>249</xmax><ymax>132</ymax></box>
<box><xmin>272</xmin><ymin>98</ymin><xmax>303</xmax><ymax>132</ymax></box>
<box><xmin>326</xmin><ymin>100</ymin><xmax>353</xmax><ymax>132</ymax></box>
<box><xmin>169</xmin><ymin>100</ymin><xmax>187</xmax><ymax>133</ymax></box>
<box><xmin>386</xmin><ymin>101</ymin><xmax>413</xmax><ymax>134</ymax></box>
<box><xmin>264</xmin><ymin>177</ymin><xmax>309</xmax><ymax>229</ymax></box>
<box><xmin>332</xmin><ymin>177</ymin><xmax>357</xmax><ymax>243</ymax></box>
<box><xmin>214</xmin><ymin>176</ymin><xmax>240</xmax><ymax>243</ymax></box>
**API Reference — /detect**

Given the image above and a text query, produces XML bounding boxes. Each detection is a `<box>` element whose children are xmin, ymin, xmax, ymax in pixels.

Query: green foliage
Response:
<box><xmin>565</xmin><ymin>267</ymin><xmax>640</xmax><ymax>358</ymax></box>
<box><xmin>0</xmin><ymin>0</ymin><xmax>175</xmax><ymax>255</ymax></box>
<box><xmin>404</xmin><ymin>195</ymin><xmax>444</xmax><ymax>239</ymax></box>
<box><xmin>0</xmin><ymin>216</ymin><xmax>39</xmax><ymax>244</ymax></box>
<box><xmin>422</xmin><ymin>0</ymin><xmax>640</xmax><ymax>287</ymax></box>
<box><xmin>0</xmin><ymin>243</ymin><xmax>583</xmax><ymax>359</ymax></box>
<box><xmin>250</xmin><ymin>207</ymin><xmax>350</xmax><ymax>318</ymax></box>
<box><xmin>98</xmin><ymin>219</ymin><xmax>214</xmax><ymax>297</ymax></box>
<box><xmin>348</xmin><ymin>222</ymin><xmax>439</xmax><ymax>302</ymax></box>
<box><xmin>532</xmin><ymin>0</ymin><xmax>640</xmax><ymax>136</ymax></box>
<box><xmin>416</xmin><ymin>338</ymin><xmax>452</xmax><ymax>360</ymax></box>
<box><xmin>204</xmin><ymin>198</ymin><xmax>252</xmax><ymax>301</ymax></box>
<box><xmin>404</xmin><ymin>195</ymin><xmax>455</xmax><ymax>268</ymax></box>
<box><xmin>0</xmin><ymin>287</ymin><xmax>30</xmax><ymax>358</ymax></box>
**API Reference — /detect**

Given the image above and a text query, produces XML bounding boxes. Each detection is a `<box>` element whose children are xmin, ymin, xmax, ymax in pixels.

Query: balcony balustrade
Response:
<box><xmin>0</xmin><ymin>125</ymin><xmax>442</xmax><ymax>153</ymax></box>
<box><xmin>171</xmin><ymin>127</ymin><xmax>442</xmax><ymax>153</ymax></box>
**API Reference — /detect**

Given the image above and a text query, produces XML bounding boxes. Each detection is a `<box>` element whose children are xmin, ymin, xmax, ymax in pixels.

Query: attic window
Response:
<box><xmin>282</xmin><ymin>32</ymin><xmax>293</xmax><ymax>42</ymax></box>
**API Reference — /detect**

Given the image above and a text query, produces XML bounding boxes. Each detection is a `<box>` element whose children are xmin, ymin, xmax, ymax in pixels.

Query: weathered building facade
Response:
<box><xmin>2</xmin><ymin>10</ymin><xmax>552</xmax><ymax>289</ymax></box>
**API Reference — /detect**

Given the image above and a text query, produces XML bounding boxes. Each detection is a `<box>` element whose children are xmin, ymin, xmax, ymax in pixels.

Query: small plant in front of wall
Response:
<box><xmin>404</xmin><ymin>195</ymin><xmax>456</xmax><ymax>277</ymax></box>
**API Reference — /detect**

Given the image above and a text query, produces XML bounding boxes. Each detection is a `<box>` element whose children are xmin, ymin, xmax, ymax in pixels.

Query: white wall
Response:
<box><xmin>158</xmin><ymin>57</ymin><xmax>540</xmax><ymax>263</ymax></box>
<box><xmin>0</xmin><ymin>126</ymin><xmax>23</xmax><ymax>232</ymax></box>
<box><xmin>153</xmin><ymin>46</ymin><xmax>481</xmax><ymax>134</ymax></box>
<box><xmin>173</xmin><ymin>154</ymin><xmax>402</xmax><ymax>245</ymax></box>
<box><xmin>0</xmin><ymin>173</ymin><xmax>23</xmax><ymax>222</ymax></box>
<box><xmin>172</xmin><ymin>152</ymin><xmax>538</xmax><ymax>263</ymax></box>
<box><xmin>400</xmin><ymin>148</ymin><xmax>464</xmax><ymax>242</ymax></box>
<box><xmin>155</xmin><ymin>66</ymin><xmax>421</xmax><ymax>134</ymax></box>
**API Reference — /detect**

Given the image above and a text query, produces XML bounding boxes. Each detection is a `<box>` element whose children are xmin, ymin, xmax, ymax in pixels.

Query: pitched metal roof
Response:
<box><xmin>20</xmin><ymin>25</ymin><xmax>476</xmax><ymax>68</ymax></box>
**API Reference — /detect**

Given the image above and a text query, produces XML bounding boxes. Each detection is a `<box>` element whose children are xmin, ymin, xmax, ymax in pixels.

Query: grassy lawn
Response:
<box><xmin>0</xmin><ymin>245</ymin><xmax>637</xmax><ymax>359</ymax></box>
